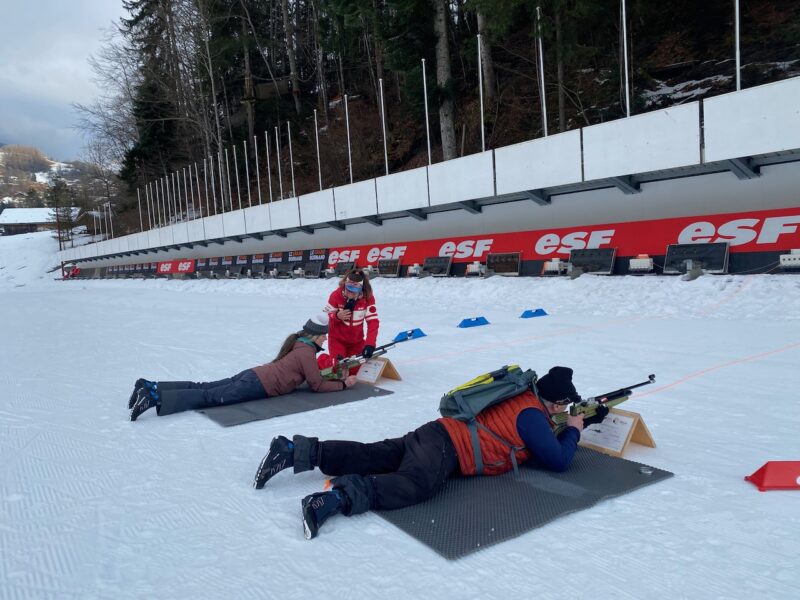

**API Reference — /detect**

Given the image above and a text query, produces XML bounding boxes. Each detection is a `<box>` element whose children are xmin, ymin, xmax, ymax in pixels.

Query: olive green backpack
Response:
<box><xmin>439</xmin><ymin>365</ymin><xmax>538</xmax><ymax>474</ymax></box>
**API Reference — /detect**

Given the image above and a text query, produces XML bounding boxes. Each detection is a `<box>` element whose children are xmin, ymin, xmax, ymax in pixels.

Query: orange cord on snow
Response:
<box><xmin>636</xmin><ymin>341</ymin><xmax>800</xmax><ymax>398</ymax></box>
<box><xmin>392</xmin><ymin>277</ymin><xmax>795</xmax><ymax>395</ymax></box>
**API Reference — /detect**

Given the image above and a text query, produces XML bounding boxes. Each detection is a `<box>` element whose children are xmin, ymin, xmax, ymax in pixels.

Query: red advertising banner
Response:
<box><xmin>157</xmin><ymin>259</ymin><xmax>196</xmax><ymax>274</ymax></box>
<box><xmin>326</xmin><ymin>207</ymin><xmax>800</xmax><ymax>267</ymax></box>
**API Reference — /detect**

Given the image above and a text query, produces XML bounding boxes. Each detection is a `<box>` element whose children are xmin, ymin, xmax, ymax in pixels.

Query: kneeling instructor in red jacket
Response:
<box><xmin>323</xmin><ymin>268</ymin><xmax>379</xmax><ymax>371</ymax></box>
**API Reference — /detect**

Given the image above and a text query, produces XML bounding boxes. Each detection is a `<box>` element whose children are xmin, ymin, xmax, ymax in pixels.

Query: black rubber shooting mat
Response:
<box><xmin>197</xmin><ymin>384</ymin><xmax>394</xmax><ymax>427</ymax></box>
<box><xmin>375</xmin><ymin>447</ymin><xmax>673</xmax><ymax>560</ymax></box>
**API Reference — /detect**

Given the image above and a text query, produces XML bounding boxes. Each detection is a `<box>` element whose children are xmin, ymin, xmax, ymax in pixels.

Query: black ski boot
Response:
<box><xmin>128</xmin><ymin>379</ymin><xmax>154</xmax><ymax>409</ymax></box>
<box><xmin>301</xmin><ymin>490</ymin><xmax>347</xmax><ymax>540</ymax></box>
<box><xmin>130</xmin><ymin>387</ymin><xmax>159</xmax><ymax>421</ymax></box>
<box><xmin>253</xmin><ymin>436</ymin><xmax>294</xmax><ymax>489</ymax></box>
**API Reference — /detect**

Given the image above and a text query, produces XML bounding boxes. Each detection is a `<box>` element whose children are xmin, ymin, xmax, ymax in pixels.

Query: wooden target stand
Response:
<box><xmin>356</xmin><ymin>357</ymin><xmax>402</xmax><ymax>385</ymax></box>
<box><xmin>579</xmin><ymin>408</ymin><xmax>655</xmax><ymax>458</ymax></box>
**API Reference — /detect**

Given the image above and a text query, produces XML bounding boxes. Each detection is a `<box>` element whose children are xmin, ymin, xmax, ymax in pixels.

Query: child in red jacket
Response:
<box><xmin>322</xmin><ymin>269</ymin><xmax>380</xmax><ymax>370</ymax></box>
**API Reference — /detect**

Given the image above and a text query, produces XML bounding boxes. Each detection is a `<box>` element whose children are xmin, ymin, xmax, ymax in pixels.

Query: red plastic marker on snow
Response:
<box><xmin>744</xmin><ymin>461</ymin><xmax>800</xmax><ymax>491</ymax></box>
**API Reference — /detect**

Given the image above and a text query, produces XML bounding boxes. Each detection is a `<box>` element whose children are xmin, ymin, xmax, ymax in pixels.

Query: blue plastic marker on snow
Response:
<box><xmin>520</xmin><ymin>308</ymin><xmax>548</xmax><ymax>318</ymax></box>
<box><xmin>393</xmin><ymin>328</ymin><xmax>427</xmax><ymax>342</ymax></box>
<box><xmin>458</xmin><ymin>316</ymin><xmax>490</xmax><ymax>328</ymax></box>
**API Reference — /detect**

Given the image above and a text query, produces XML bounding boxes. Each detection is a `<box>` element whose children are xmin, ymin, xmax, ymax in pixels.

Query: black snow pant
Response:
<box><xmin>155</xmin><ymin>369</ymin><xmax>267</xmax><ymax>416</ymax></box>
<box><xmin>318</xmin><ymin>421</ymin><xmax>459</xmax><ymax>514</ymax></box>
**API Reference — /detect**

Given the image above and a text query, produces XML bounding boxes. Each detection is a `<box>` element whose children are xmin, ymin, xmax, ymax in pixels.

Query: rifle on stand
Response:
<box><xmin>321</xmin><ymin>330</ymin><xmax>419</xmax><ymax>381</ymax></box>
<box><xmin>550</xmin><ymin>374</ymin><xmax>656</xmax><ymax>435</ymax></box>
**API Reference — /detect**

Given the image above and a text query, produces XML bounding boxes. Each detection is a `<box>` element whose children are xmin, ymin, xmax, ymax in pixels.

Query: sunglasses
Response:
<box><xmin>344</xmin><ymin>283</ymin><xmax>363</xmax><ymax>293</ymax></box>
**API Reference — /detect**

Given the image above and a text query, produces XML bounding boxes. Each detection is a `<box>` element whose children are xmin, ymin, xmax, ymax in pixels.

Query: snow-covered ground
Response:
<box><xmin>1</xmin><ymin>231</ymin><xmax>799</xmax><ymax>599</ymax></box>
<box><xmin>33</xmin><ymin>161</ymin><xmax>74</xmax><ymax>184</ymax></box>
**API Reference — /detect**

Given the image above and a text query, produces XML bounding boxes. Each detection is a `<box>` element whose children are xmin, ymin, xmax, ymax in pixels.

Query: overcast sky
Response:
<box><xmin>0</xmin><ymin>1</ymin><xmax>127</xmax><ymax>161</ymax></box>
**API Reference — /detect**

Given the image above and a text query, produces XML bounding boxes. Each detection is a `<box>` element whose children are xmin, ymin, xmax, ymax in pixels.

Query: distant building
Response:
<box><xmin>0</xmin><ymin>207</ymin><xmax>81</xmax><ymax>235</ymax></box>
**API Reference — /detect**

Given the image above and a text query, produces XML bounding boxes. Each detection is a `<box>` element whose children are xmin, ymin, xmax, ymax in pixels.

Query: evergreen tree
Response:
<box><xmin>46</xmin><ymin>174</ymin><xmax>71</xmax><ymax>251</ymax></box>
<box><xmin>75</xmin><ymin>0</ymin><xmax>799</xmax><ymax>214</ymax></box>
<box><xmin>119</xmin><ymin>0</ymin><xmax>183</xmax><ymax>185</ymax></box>
<box><xmin>25</xmin><ymin>187</ymin><xmax>43</xmax><ymax>208</ymax></box>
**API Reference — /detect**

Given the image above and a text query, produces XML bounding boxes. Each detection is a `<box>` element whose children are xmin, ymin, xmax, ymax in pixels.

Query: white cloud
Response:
<box><xmin>0</xmin><ymin>0</ymin><xmax>126</xmax><ymax>159</ymax></box>
<box><xmin>0</xmin><ymin>98</ymin><xmax>82</xmax><ymax>161</ymax></box>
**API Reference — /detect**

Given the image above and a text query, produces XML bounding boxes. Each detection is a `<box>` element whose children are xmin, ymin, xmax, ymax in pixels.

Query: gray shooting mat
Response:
<box><xmin>197</xmin><ymin>384</ymin><xmax>394</xmax><ymax>427</ymax></box>
<box><xmin>375</xmin><ymin>447</ymin><xmax>673</xmax><ymax>560</ymax></box>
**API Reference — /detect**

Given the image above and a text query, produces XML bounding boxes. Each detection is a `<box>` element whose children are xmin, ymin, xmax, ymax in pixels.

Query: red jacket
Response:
<box><xmin>438</xmin><ymin>390</ymin><xmax>548</xmax><ymax>476</ymax></box>
<box><xmin>323</xmin><ymin>289</ymin><xmax>379</xmax><ymax>346</ymax></box>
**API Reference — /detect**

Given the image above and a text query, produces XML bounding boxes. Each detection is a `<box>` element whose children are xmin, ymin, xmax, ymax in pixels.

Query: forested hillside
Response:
<box><xmin>0</xmin><ymin>145</ymin><xmax>118</xmax><ymax>215</ymax></box>
<box><xmin>77</xmin><ymin>0</ymin><xmax>799</xmax><ymax>232</ymax></box>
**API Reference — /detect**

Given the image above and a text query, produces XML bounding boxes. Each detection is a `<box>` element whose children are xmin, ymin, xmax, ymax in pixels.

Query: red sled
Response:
<box><xmin>744</xmin><ymin>461</ymin><xmax>800</xmax><ymax>491</ymax></box>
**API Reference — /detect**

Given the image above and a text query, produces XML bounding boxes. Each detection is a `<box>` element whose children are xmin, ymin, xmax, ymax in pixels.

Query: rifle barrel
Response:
<box><xmin>588</xmin><ymin>374</ymin><xmax>655</xmax><ymax>403</ymax></box>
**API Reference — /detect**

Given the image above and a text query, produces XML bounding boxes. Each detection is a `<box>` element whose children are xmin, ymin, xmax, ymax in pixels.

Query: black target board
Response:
<box><xmin>487</xmin><ymin>252</ymin><xmax>521</xmax><ymax>276</ymax></box>
<box><xmin>334</xmin><ymin>261</ymin><xmax>356</xmax><ymax>276</ymax></box>
<box><xmin>422</xmin><ymin>256</ymin><xmax>453</xmax><ymax>277</ymax></box>
<box><xmin>303</xmin><ymin>261</ymin><xmax>323</xmax><ymax>278</ymax></box>
<box><xmin>377</xmin><ymin>259</ymin><xmax>401</xmax><ymax>277</ymax></box>
<box><xmin>272</xmin><ymin>262</ymin><xmax>293</xmax><ymax>278</ymax></box>
<box><xmin>569</xmin><ymin>248</ymin><xmax>617</xmax><ymax>275</ymax></box>
<box><xmin>663</xmin><ymin>242</ymin><xmax>729</xmax><ymax>274</ymax></box>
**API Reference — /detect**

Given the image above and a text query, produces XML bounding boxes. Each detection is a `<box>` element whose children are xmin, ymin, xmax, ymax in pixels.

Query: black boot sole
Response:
<box><xmin>253</xmin><ymin>453</ymin><xmax>290</xmax><ymax>489</ymax></box>
<box><xmin>302</xmin><ymin>503</ymin><xmax>319</xmax><ymax>540</ymax></box>
<box><xmin>130</xmin><ymin>395</ymin><xmax>155</xmax><ymax>421</ymax></box>
<box><xmin>253</xmin><ymin>452</ymin><xmax>273</xmax><ymax>489</ymax></box>
<box><xmin>128</xmin><ymin>379</ymin><xmax>146</xmax><ymax>409</ymax></box>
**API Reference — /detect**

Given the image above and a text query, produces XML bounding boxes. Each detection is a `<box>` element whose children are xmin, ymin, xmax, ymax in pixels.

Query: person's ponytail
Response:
<box><xmin>272</xmin><ymin>332</ymin><xmax>304</xmax><ymax>362</ymax></box>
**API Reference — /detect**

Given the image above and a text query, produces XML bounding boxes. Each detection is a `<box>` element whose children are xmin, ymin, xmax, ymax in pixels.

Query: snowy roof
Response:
<box><xmin>0</xmin><ymin>207</ymin><xmax>80</xmax><ymax>225</ymax></box>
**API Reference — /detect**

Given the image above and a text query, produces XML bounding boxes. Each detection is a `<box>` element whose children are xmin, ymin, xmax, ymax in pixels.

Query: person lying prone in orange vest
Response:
<box><xmin>253</xmin><ymin>366</ymin><xmax>609</xmax><ymax>539</ymax></box>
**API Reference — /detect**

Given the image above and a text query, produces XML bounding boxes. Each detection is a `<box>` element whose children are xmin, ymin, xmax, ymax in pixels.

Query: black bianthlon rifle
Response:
<box><xmin>550</xmin><ymin>374</ymin><xmax>656</xmax><ymax>435</ymax></box>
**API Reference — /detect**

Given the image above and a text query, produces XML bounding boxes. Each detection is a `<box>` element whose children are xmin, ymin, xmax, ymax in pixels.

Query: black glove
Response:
<box><xmin>582</xmin><ymin>405</ymin><xmax>609</xmax><ymax>428</ymax></box>
<box><xmin>362</xmin><ymin>345</ymin><xmax>375</xmax><ymax>359</ymax></box>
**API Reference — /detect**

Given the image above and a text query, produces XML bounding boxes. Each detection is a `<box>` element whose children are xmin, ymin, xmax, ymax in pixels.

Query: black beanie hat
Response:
<box><xmin>537</xmin><ymin>366</ymin><xmax>579</xmax><ymax>404</ymax></box>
